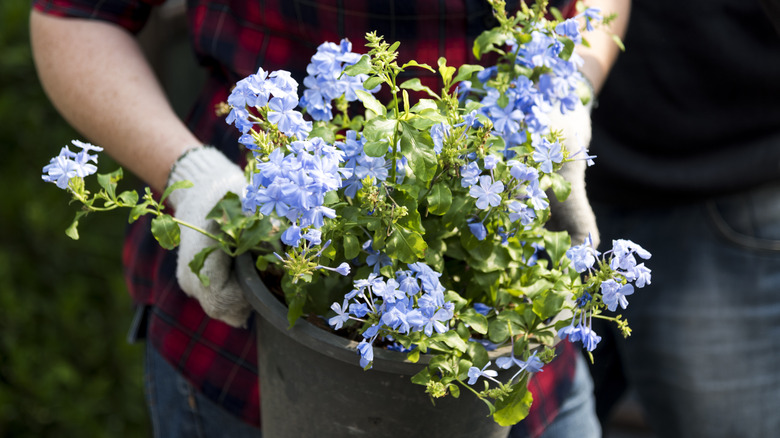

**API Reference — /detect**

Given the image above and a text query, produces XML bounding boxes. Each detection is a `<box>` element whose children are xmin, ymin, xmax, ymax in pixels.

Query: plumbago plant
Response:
<box><xmin>43</xmin><ymin>0</ymin><xmax>651</xmax><ymax>426</ymax></box>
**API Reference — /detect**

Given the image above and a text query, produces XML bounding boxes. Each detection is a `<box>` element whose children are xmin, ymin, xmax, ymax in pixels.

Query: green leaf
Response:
<box><xmin>493</xmin><ymin>383</ymin><xmax>533</xmax><ymax>426</ymax></box>
<box><xmin>96</xmin><ymin>168</ymin><xmax>122</xmax><ymax>201</ymax></box>
<box><xmin>65</xmin><ymin>210</ymin><xmax>88</xmax><ymax>240</ymax></box>
<box><xmin>150</xmin><ymin>215</ymin><xmax>180</xmax><ymax>250</ymax></box>
<box><xmin>437</xmin><ymin>57</ymin><xmax>456</xmax><ymax>87</ymax></box>
<box><xmin>161</xmin><ymin>180</ymin><xmax>193</xmax><ymax>205</ymax></box>
<box><xmin>343</xmin><ymin>233</ymin><xmax>361</xmax><ymax>259</ymax></box>
<box><xmin>363</xmin><ymin>75</ymin><xmax>384</xmax><ymax>91</ymax></box>
<box><xmin>386</xmin><ymin>224</ymin><xmax>427</xmax><ymax>264</ymax></box>
<box><xmin>307</xmin><ymin>125</ymin><xmax>336</xmax><ymax>143</ymax></box>
<box><xmin>488</xmin><ymin>318</ymin><xmax>511</xmax><ymax>344</ymax></box>
<box><xmin>363</xmin><ymin>140</ymin><xmax>389</xmax><ymax>157</ymax></box>
<box><xmin>532</xmin><ymin>290</ymin><xmax>567</xmax><ymax>321</ymax></box>
<box><xmin>460</xmin><ymin>308</ymin><xmax>489</xmax><ymax>334</ymax></box>
<box><xmin>399</xmin><ymin>78</ymin><xmax>439</xmax><ymax>98</ymax></box>
<box><xmin>401</xmin><ymin>60</ymin><xmax>435</xmax><ymax>72</ymax></box>
<box><xmin>548</xmin><ymin>172</ymin><xmax>571</xmax><ymax>202</ymax></box>
<box><xmin>235</xmin><ymin>218</ymin><xmax>274</xmax><ymax>255</ymax></box>
<box><xmin>411</xmin><ymin>367</ymin><xmax>432</xmax><ymax>386</ymax></box>
<box><xmin>343</xmin><ymin>54</ymin><xmax>372</xmax><ymax>76</ymax></box>
<box><xmin>426</xmin><ymin>183</ymin><xmax>452</xmax><ymax>216</ymax></box>
<box><xmin>543</xmin><ymin>231</ymin><xmax>571</xmax><ymax>267</ymax></box>
<box><xmin>465</xmin><ymin>339</ymin><xmax>489</xmax><ymax>368</ymax></box>
<box><xmin>473</xmin><ymin>29</ymin><xmax>509</xmax><ymax>59</ymax></box>
<box><xmin>355</xmin><ymin>89</ymin><xmax>387</xmax><ymax>116</ymax></box>
<box><xmin>452</xmin><ymin>64</ymin><xmax>484</xmax><ymax>85</ymax></box>
<box><xmin>440</xmin><ymin>331</ymin><xmax>468</xmax><ymax>353</ymax></box>
<box><xmin>117</xmin><ymin>190</ymin><xmax>139</xmax><ymax>206</ymax></box>
<box><xmin>128</xmin><ymin>199</ymin><xmax>152</xmax><ymax>223</ymax></box>
<box><xmin>363</xmin><ymin>116</ymin><xmax>396</xmax><ymax>142</ymax></box>
<box><xmin>188</xmin><ymin>246</ymin><xmax>217</xmax><ymax>286</ymax></box>
<box><xmin>399</xmin><ymin>121</ymin><xmax>438</xmax><ymax>184</ymax></box>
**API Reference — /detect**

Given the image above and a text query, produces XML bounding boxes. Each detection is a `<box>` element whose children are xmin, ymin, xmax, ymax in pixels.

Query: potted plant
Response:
<box><xmin>43</xmin><ymin>1</ymin><xmax>650</xmax><ymax>435</ymax></box>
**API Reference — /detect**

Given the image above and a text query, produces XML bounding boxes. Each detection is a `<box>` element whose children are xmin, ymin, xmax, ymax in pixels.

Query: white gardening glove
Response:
<box><xmin>546</xmin><ymin>101</ymin><xmax>600</xmax><ymax>249</ymax></box>
<box><xmin>167</xmin><ymin>147</ymin><xmax>252</xmax><ymax>328</ymax></box>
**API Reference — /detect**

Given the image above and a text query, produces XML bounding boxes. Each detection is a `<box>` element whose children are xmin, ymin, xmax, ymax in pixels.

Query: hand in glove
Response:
<box><xmin>545</xmin><ymin>101</ymin><xmax>600</xmax><ymax>249</ymax></box>
<box><xmin>167</xmin><ymin>147</ymin><xmax>252</xmax><ymax>328</ymax></box>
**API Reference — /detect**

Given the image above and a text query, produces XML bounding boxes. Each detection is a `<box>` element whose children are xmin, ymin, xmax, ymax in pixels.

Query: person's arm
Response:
<box><xmin>30</xmin><ymin>10</ymin><xmax>199</xmax><ymax>192</ymax></box>
<box><xmin>31</xmin><ymin>10</ymin><xmax>252</xmax><ymax>327</ymax></box>
<box><xmin>578</xmin><ymin>0</ymin><xmax>631</xmax><ymax>95</ymax></box>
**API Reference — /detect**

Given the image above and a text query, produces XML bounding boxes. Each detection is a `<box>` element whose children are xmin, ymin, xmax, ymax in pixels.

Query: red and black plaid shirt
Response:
<box><xmin>33</xmin><ymin>0</ymin><xmax>579</xmax><ymax>433</ymax></box>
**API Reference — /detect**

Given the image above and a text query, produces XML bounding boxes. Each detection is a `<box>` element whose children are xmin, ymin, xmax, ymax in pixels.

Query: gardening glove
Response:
<box><xmin>545</xmin><ymin>101</ymin><xmax>600</xmax><ymax>249</ymax></box>
<box><xmin>167</xmin><ymin>146</ymin><xmax>252</xmax><ymax>328</ymax></box>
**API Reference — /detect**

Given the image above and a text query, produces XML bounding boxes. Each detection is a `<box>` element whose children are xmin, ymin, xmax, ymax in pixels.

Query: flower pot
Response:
<box><xmin>236</xmin><ymin>253</ymin><xmax>511</xmax><ymax>438</ymax></box>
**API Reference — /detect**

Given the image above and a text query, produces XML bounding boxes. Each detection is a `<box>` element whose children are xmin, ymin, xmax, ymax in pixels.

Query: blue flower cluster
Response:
<box><xmin>560</xmin><ymin>236</ymin><xmax>652</xmax><ymax>351</ymax></box>
<box><xmin>242</xmin><ymin>138</ymin><xmax>345</xmax><ymax>247</ymax></box>
<box><xmin>226</xmin><ymin>68</ymin><xmax>312</xmax><ymax>146</ymax></box>
<box><xmin>299</xmin><ymin>39</ymin><xmax>378</xmax><ymax>121</ymax></box>
<box><xmin>42</xmin><ymin>140</ymin><xmax>104</xmax><ymax>189</ymax></box>
<box><xmin>327</xmin><ymin>262</ymin><xmax>455</xmax><ymax>369</ymax></box>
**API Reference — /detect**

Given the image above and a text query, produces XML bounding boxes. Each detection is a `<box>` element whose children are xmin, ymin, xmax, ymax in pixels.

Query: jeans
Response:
<box><xmin>144</xmin><ymin>341</ymin><xmax>262</xmax><ymax>438</ymax></box>
<box><xmin>590</xmin><ymin>182</ymin><xmax>780</xmax><ymax>438</ymax></box>
<box><xmin>145</xmin><ymin>338</ymin><xmax>599</xmax><ymax>438</ymax></box>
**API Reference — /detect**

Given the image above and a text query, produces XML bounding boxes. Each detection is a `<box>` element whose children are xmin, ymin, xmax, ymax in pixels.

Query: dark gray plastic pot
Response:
<box><xmin>236</xmin><ymin>254</ymin><xmax>511</xmax><ymax>438</ymax></box>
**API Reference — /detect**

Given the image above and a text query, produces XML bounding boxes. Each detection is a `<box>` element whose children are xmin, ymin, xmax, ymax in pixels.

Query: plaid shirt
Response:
<box><xmin>33</xmin><ymin>0</ymin><xmax>579</xmax><ymax>433</ymax></box>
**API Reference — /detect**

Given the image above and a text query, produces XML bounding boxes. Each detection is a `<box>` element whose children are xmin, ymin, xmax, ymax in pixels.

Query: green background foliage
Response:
<box><xmin>0</xmin><ymin>2</ymin><xmax>148</xmax><ymax>436</ymax></box>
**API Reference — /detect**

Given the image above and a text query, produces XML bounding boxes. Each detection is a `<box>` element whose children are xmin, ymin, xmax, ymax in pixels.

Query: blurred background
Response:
<box><xmin>0</xmin><ymin>1</ymin><xmax>200</xmax><ymax>436</ymax></box>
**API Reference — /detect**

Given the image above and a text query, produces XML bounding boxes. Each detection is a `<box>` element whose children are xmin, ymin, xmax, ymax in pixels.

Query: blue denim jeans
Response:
<box><xmin>591</xmin><ymin>182</ymin><xmax>780</xmax><ymax>438</ymax></box>
<box><xmin>144</xmin><ymin>341</ymin><xmax>262</xmax><ymax>438</ymax></box>
<box><xmin>145</xmin><ymin>338</ymin><xmax>598</xmax><ymax>438</ymax></box>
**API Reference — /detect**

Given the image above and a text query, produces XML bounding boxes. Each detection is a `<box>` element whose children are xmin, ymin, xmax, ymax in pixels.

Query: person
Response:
<box><xmin>585</xmin><ymin>1</ymin><xmax>780</xmax><ymax>437</ymax></box>
<box><xmin>30</xmin><ymin>0</ymin><xmax>627</xmax><ymax>436</ymax></box>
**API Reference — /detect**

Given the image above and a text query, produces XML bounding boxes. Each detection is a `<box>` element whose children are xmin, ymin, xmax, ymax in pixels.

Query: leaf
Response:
<box><xmin>452</xmin><ymin>64</ymin><xmax>485</xmax><ymax>85</ymax></box>
<box><xmin>362</xmin><ymin>116</ymin><xmax>396</xmax><ymax>142</ymax></box>
<box><xmin>307</xmin><ymin>125</ymin><xmax>336</xmax><ymax>143</ymax></box>
<box><xmin>150</xmin><ymin>215</ymin><xmax>180</xmax><ymax>250</ymax></box>
<box><xmin>343</xmin><ymin>233</ymin><xmax>361</xmax><ymax>259</ymax></box>
<box><xmin>460</xmin><ymin>308</ymin><xmax>489</xmax><ymax>335</ymax></box>
<box><xmin>65</xmin><ymin>210</ymin><xmax>88</xmax><ymax>240</ymax></box>
<box><xmin>411</xmin><ymin>367</ymin><xmax>432</xmax><ymax>386</ymax></box>
<box><xmin>363</xmin><ymin>140</ymin><xmax>389</xmax><ymax>157</ymax></box>
<box><xmin>401</xmin><ymin>60</ymin><xmax>435</xmax><ymax>72</ymax></box>
<box><xmin>363</xmin><ymin>75</ymin><xmax>384</xmax><ymax>91</ymax></box>
<box><xmin>399</xmin><ymin>78</ymin><xmax>439</xmax><ymax>98</ymax></box>
<box><xmin>235</xmin><ymin>218</ymin><xmax>273</xmax><ymax>255</ymax></box>
<box><xmin>117</xmin><ymin>190</ymin><xmax>139</xmax><ymax>206</ymax></box>
<box><xmin>161</xmin><ymin>180</ymin><xmax>193</xmax><ymax>205</ymax></box>
<box><xmin>493</xmin><ymin>383</ymin><xmax>533</xmax><ymax>426</ymax></box>
<box><xmin>543</xmin><ymin>230</ymin><xmax>571</xmax><ymax>267</ymax></box>
<box><xmin>488</xmin><ymin>318</ymin><xmax>511</xmax><ymax>344</ymax></box>
<box><xmin>386</xmin><ymin>224</ymin><xmax>427</xmax><ymax>264</ymax></box>
<box><xmin>426</xmin><ymin>183</ymin><xmax>452</xmax><ymax>216</ymax></box>
<box><xmin>343</xmin><ymin>54</ymin><xmax>372</xmax><ymax>76</ymax></box>
<box><xmin>440</xmin><ymin>331</ymin><xmax>468</xmax><ymax>353</ymax></box>
<box><xmin>399</xmin><ymin>121</ymin><xmax>438</xmax><ymax>184</ymax></box>
<box><xmin>355</xmin><ymin>89</ymin><xmax>387</xmax><ymax>116</ymax></box>
<box><xmin>548</xmin><ymin>172</ymin><xmax>571</xmax><ymax>202</ymax></box>
<box><xmin>437</xmin><ymin>57</ymin><xmax>456</xmax><ymax>87</ymax></box>
<box><xmin>473</xmin><ymin>29</ymin><xmax>509</xmax><ymax>59</ymax></box>
<box><xmin>465</xmin><ymin>339</ymin><xmax>489</xmax><ymax>368</ymax></box>
<box><xmin>96</xmin><ymin>168</ymin><xmax>122</xmax><ymax>201</ymax></box>
<box><xmin>532</xmin><ymin>290</ymin><xmax>567</xmax><ymax>321</ymax></box>
<box><xmin>188</xmin><ymin>246</ymin><xmax>217</xmax><ymax>286</ymax></box>
<box><xmin>128</xmin><ymin>199</ymin><xmax>152</xmax><ymax>223</ymax></box>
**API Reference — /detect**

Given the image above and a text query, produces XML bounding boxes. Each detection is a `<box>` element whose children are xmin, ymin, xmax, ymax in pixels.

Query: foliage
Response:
<box><xmin>0</xmin><ymin>2</ymin><xmax>147</xmax><ymax>436</ymax></box>
<box><xmin>46</xmin><ymin>0</ymin><xmax>648</xmax><ymax>427</ymax></box>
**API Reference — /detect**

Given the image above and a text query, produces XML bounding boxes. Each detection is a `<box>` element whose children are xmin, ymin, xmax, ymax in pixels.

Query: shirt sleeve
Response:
<box><xmin>31</xmin><ymin>0</ymin><xmax>166</xmax><ymax>34</ymax></box>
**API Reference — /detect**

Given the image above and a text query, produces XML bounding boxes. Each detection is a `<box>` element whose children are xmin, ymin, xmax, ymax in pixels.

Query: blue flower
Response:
<box><xmin>565</xmin><ymin>234</ymin><xmax>601</xmax><ymax>273</ymax></box>
<box><xmin>460</xmin><ymin>161</ymin><xmax>481</xmax><ymax>188</ymax></box>
<box><xmin>555</xmin><ymin>18</ymin><xmax>582</xmax><ymax>43</ymax></box>
<box><xmin>473</xmin><ymin>303</ymin><xmax>493</xmax><ymax>316</ymax></box>
<box><xmin>42</xmin><ymin>154</ymin><xmax>78</xmax><ymax>189</ymax></box>
<box><xmin>430</xmin><ymin>122</ymin><xmax>450</xmax><ymax>154</ymax></box>
<box><xmin>626</xmin><ymin>263</ymin><xmax>652</xmax><ymax>288</ymax></box>
<box><xmin>468</xmin><ymin>221</ymin><xmax>488</xmax><ymax>241</ymax></box>
<box><xmin>357</xmin><ymin>339</ymin><xmax>374</xmax><ymax>369</ymax></box>
<box><xmin>508</xmin><ymin>200</ymin><xmax>535</xmax><ymax>226</ymax></box>
<box><xmin>469</xmin><ymin>175</ymin><xmax>504</xmax><ymax>210</ymax></box>
<box><xmin>532</xmin><ymin>138</ymin><xmax>563</xmax><ymax>174</ymax></box>
<box><xmin>467</xmin><ymin>362</ymin><xmax>498</xmax><ymax>385</ymax></box>
<box><xmin>328</xmin><ymin>299</ymin><xmax>350</xmax><ymax>330</ymax></box>
<box><xmin>578</xmin><ymin>7</ymin><xmax>603</xmax><ymax>32</ymax></box>
<box><xmin>267</xmin><ymin>94</ymin><xmax>307</xmax><ymax>137</ymax></box>
<box><xmin>601</xmin><ymin>279</ymin><xmax>634</xmax><ymax>312</ymax></box>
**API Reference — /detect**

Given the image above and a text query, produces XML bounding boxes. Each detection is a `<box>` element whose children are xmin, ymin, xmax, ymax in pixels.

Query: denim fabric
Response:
<box><xmin>533</xmin><ymin>352</ymin><xmax>601</xmax><ymax>438</ymax></box>
<box><xmin>591</xmin><ymin>181</ymin><xmax>780</xmax><ymax>438</ymax></box>
<box><xmin>144</xmin><ymin>341</ymin><xmax>262</xmax><ymax>438</ymax></box>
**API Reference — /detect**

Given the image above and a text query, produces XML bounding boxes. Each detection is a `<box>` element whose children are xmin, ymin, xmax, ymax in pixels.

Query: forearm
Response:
<box><xmin>30</xmin><ymin>10</ymin><xmax>200</xmax><ymax>192</ymax></box>
<box><xmin>577</xmin><ymin>0</ymin><xmax>631</xmax><ymax>95</ymax></box>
